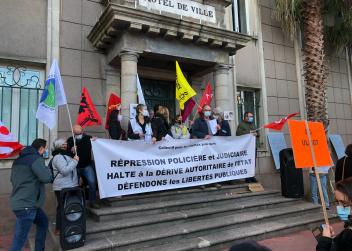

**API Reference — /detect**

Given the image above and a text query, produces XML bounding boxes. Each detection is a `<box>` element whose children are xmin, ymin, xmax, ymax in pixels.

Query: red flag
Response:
<box><xmin>76</xmin><ymin>87</ymin><xmax>102</xmax><ymax>128</ymax></box>
<box><xmin>105</xmin><ymin>93</ymin><xmax>122</xmax><ymax>129</ymax></box>
<box><xmin>264</xmin><ymin>112</ymin><xmax>299</xmax><ymax>130</ymax></box>
<box><xmin>0</xmin><ymin>121</ymin><xmax>23</xmax><ymax>158</ymax></box>
<box><xmin>181</xmin><ymin>98</ymin><xmax>196</xmax><ymax>122</ymax></box>
<box><xmin>197</xmin><ymin>82</ymin><xmax>212</xmax><ymax>113</ymax></box>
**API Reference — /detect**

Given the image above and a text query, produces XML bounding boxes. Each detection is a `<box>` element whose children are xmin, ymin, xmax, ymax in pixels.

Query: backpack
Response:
<box><xmin>49</xmin><ymin>155</ymin><xmax>68</xmax><ymax>183</ymax></box>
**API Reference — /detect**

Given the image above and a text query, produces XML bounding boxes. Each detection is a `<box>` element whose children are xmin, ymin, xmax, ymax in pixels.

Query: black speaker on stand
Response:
<box><xmin>279</xmin><ymin>148</ymin><xmax>304</xmax><ymax>198</ymax></box>
<box><xmin>59</xmin><ymin>187</ymin><xmax>86</xmax><ymax>250</ymax></box>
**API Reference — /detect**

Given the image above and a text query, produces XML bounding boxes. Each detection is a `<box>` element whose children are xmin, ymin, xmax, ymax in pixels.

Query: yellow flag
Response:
<box><xmin>176</xmin><ymin>61</ymin><xmax>196</xmax><ymax>110</ymax></box>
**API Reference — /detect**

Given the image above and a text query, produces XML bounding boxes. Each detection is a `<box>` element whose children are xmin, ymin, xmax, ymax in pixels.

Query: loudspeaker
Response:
<box><xmin>59</xmin><ymin>187</ymin><xmax>86</xmax><ymax>250</ymax></box>
<box><xmin>279</xmin><ymin>148</ymin><xmax>304</xmax><ymax>198</ymax></box>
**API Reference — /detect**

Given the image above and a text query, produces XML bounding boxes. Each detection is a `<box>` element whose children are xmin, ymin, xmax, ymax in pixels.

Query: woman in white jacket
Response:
<box><xmin>51</xmin><ymin>138</ymin><xmax>79</xmax><ymax>235</ymax></box>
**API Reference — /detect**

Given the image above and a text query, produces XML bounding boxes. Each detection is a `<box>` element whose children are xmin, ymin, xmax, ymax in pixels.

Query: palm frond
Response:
<box><xmin>273</xmin><ymin>0</ymin><xmax>304</xmax><ymax>39</ymax></box>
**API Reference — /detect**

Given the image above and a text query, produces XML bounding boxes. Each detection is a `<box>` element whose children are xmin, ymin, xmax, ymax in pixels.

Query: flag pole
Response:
<box><xmin>65</xmin><ymin>104</ymin><xmax>77</xmax><ymax>154</ymax></box>
<box><xmin>304</xmin><ymin>120</ymin><xmax>329</xmax><ymax>225</ymax></box>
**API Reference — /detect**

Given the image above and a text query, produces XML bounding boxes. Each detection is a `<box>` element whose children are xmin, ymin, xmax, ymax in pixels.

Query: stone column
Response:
<box><xmin>120</xmin><ymin>51</ymin><xmax>138</xmax><ymax>128</ymax></box>
<box><xmin>215</xmin><ymin>64</ymin><xmax>231</xmax><ymax>111</ymax></box>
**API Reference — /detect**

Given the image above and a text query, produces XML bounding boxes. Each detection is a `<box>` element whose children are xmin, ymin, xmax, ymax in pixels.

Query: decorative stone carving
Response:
<box><xmin>88</xmin><ymin>3</ymin><xmax>251</xmax><ymax>55</ymax></box>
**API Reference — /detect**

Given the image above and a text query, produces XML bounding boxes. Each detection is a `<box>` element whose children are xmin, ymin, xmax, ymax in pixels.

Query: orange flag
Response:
<box><xmin>76</xmin><ymin>87</ymin><xmax>102</xmax><ymax>128</ymax></box>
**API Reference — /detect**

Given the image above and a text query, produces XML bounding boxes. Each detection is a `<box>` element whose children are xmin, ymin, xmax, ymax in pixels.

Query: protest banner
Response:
<box><xmin>91</xmin><ymin>135</ymin><xmax>256</xmax><ymax>198</ymax></box>
<box><xmin>288</xmin><ymin>120</ymin><xmax>332</xmax><ymax>225</ymax></box>
<box><xmin>267</xmin><ymin>132</ymin><xmax>287</xmax><ymax>170</ymax></box>
<box><xmin>288</xmin><ymin>120</ymin><xmax>332</xmax><ymax>168</ymax></box>
<box><xmin>329</xmin><ymin>134</ymin><xmax>345</xmax><ymax>160</ymax></box>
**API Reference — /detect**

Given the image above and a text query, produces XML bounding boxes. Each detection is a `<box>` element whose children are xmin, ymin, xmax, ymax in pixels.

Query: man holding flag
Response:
<box><xmin>236</xmin><ymin>111</ymin><xmax>258</xmax><ymax>183</ymax></box>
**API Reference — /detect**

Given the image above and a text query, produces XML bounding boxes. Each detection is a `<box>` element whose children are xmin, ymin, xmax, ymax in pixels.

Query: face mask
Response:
<box><xmin>118</xmin><ymin>115</ymin><xmax>123</xmax><ymax>121</ymax></box>
<box><xmin>204</xmin><ymin>111</ymin><xmax>211</xmax><ymax>117</ymax></box>
<box><xmin>42</xmin><ymin>149</ymin><xmax>49</xmax><ymax>158</ymax></box>
<box><xmin>213</xmin><ymin>115</ymin><xmax>219</xmax><ymax>120</ymax></box>
<box><xmin>142</xmin><ymin>110</ymin><xmax>149</xmax><ymax>117</ymax></box>
<box><xmin>336</xmin><ymin>205</ymin><xmax>351</xmax><ymax>221</ymax></box>
<box><xmin>75</xmin><ymin>134</ymin><xmax>83</xmax><ymax>140</ymax></box>
<box><xmin>248</xmin><ymin>117</ymin><xmax>254</xmax><ymax>123</ymax></box>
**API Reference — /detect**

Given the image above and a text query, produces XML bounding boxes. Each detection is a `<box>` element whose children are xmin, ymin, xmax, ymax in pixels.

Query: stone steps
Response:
<box><xmin>71</xmin><ymin>202</ymin><xmax>335</xmax><ymax>251</ymax></box>
<box><xmin>86</xmin><ymin>195</ymin><xmax>298</xmax><ymax>237</ymax></box>
<box><xmin>107</xmin><ymin>184</ymin><xmax>250</xmax><ymax>206</ymax></box>
<box><xmin>37</xmin><ymin>185</ymin><xmax>337</xmax><ymax>251</ymax></box>
<box><xmin>88</xmin><ymin>189</ymin><xmax>279</xmax><ymax>222</ymax></box>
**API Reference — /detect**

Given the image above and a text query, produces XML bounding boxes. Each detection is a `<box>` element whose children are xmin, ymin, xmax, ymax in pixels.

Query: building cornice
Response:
<box><xmin>88</xmin><ymin>3</ymin><xmax>252</xmax><ymax>55</ymax></box>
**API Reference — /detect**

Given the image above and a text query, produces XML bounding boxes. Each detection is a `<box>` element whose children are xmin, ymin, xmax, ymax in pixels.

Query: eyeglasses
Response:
<box><xmin>204</xmin><ymin>109</ymin><xmax>212</xmax><ymax>112</ymax></box>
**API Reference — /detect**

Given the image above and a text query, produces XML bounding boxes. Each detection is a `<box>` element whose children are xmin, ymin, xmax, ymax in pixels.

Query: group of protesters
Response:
<box><xmin>8</xmin><ymin>102</ymin><xmax>352</xmax><ymax>251</ymax></box>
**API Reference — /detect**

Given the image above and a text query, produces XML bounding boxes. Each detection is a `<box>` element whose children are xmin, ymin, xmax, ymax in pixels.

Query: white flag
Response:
<box><xmin>36</xmin><ymin>60</ymin><xmax>67</xmax><ymax>129</ymax></box>
<box><xmin>136</xmin><ymin>74</ymin><xmax>146</xmax><ymax>105</ymax></box>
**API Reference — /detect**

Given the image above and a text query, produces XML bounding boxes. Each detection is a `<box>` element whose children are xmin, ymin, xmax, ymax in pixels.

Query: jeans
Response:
<box><xmin>310</xmin><ymin>173</ymin><xmax>330</xmax><ymax>208</ymax></box>
<box><xmin>55</xmin><ymin>191</ymin><xmax>61</xmax><ymax>231</ymax></box>
<box><xmin>10</xmin><ymin>208</ymin><xmax>48</xmax><ymax>251</ymax></box>
<box><xmin>78</xmin><ymin>165</ymin><xmax>97</xmax><ymax>203</ymax></box>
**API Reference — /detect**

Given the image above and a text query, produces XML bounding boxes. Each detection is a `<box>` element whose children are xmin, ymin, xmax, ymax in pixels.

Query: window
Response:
<box><xmin>0</xmin><ymin>64</ymin><xmax>44</xmax><ymax>146</ymax></box>
<box><xmin>236</xmin><ymin>88</ymin><xmax>262</xmax><ymax>147</ymax></box>
<box><xmin>233</xmin><ymin>0</ymin><xmax>248</xmax><ymax>34</ymax></box>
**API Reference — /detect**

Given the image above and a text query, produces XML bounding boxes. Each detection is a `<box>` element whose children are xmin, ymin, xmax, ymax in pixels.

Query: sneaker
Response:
<box><xmin>89</xmin><ymin>202</ymin><xmax>101</xmax><ymax>209</ymax></box>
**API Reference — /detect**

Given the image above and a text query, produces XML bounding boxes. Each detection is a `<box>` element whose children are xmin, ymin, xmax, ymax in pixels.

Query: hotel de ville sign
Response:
<box><xmin>138</xmin><ymin>0</ymin><xmax>217</xmax><ymax>23</ymax></box>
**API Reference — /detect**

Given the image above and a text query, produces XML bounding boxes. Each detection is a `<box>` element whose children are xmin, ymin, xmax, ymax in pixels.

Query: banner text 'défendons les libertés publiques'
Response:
<box><xmin>91</xmin><ymin>135</ymin><xmax>256</xmax><ymax>198</ymax></box>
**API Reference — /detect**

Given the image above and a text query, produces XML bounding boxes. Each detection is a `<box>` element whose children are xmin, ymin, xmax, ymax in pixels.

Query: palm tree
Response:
<box><xmin>273</xmin><ymin>0</ymin><xmax>352</xmax><ymax>127</ymax></box>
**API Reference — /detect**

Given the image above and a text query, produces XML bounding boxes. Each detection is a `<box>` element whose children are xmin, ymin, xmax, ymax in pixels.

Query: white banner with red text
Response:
<box><xmin>91</xmin><ymin>135</ymin><xmax>256</xmax><ymax>198</ymax></box>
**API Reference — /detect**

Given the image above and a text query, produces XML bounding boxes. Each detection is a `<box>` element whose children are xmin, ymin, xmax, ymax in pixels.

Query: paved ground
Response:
<box><xmin>0</xmin><ymin>234</ymin><xmax>30</xmax><ymax>251</ymax></box>
<box><xmin>258</xmin><ymin>222</ymin><xmax>344</xmax><ymax>251</ymax></box>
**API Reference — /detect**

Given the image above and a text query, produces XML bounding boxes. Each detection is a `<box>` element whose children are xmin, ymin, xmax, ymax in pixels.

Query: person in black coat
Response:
<box><xmin>317</xmin><ymin>177</ymin><xmax>352</xmax><ymax>251</ymax></box>
<box><xmin>67</xmin><ymin>125</ymin><xmax>100</xmax><ymax>209</ymax></box>
<box><xmin>108</xmin><ymin>108</ymin><xmax>122</xmax><ymax>140</ymax></box>
<box><xmin>213</xmin><ymin>107</ymin><xmax>231</xmax><ymax>136</ymax></box>
<box><xmin>192</xmin><ymin>104</ymin><xmax>219</xmax><ymax>139</ymax></box>
<box><xmin>151</xmin><ymin>106</ymin><xmax>171</xmax><ymax>141</ymax></box>
<box><xmin>335</xmin><ymin>144</ymin><xmax>352</xmax><ymax>183</ymax></box>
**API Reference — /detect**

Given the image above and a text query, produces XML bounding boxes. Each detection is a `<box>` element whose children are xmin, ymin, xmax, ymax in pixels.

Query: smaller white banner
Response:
<box><xmin>138</xmin><ymin>0</ymin><xmax>216</xmax><ymax>23</ymax></box>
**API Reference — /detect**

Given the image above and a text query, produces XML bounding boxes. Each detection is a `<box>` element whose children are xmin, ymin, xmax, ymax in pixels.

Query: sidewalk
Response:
<box><xmin>258</xmin><ymin>222</ymin><xmax>344</xmax><ymax>251</ymax></box>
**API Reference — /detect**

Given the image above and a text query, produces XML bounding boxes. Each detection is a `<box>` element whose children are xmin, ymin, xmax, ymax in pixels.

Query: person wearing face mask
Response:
<box><xmin>107</xmin><ymin>104</ymin><xmax>123</xmax><ymax>140</ymax></box>
<box><xmin>236</xmin><ymin>111</ymin><xmax>258</xmax><ymax>183</ymax></box>
<box><xmin>128</xmin><ymin>104</ymin><xmax>155</xmax><ymax>143</ymax></box>
<box><xmin>152</xmin><ymin>106</ymin><xmax>172</xmax><ymax>141</ymax></box>
<box><xmin>171</xmin><ymin>114</ymin><xmax>190</xmax><ymax>139</ymax></box>
<box><xmin>9</xmin><ymin>139</ymin><xmax>52</xmax><ymax>251</ymax></box>
<box><xmin>192</xmin><ymin>104</ymin><xmax>217</xmax><ymax>139</ymax></box>
<box><xmin>213</xmin><ymin>107</ymin><xmax>231</xmax><ymax>136</ymax></box>
<box><xmin>67</xmin><ymin>125</ymin><xmax>100</xmax><ymax>209</ymax></box>
<box><xmin>317</xmin><ymin>177</ymin><xmax>352</xmax><ymax>250</ymax></box>
<box><xmin>51</xmin><ymin>139</ymin><xmax>79</xmax><ymax>235</ymax></box>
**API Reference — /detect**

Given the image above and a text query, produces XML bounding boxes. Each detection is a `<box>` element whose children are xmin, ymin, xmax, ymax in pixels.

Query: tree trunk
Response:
<box><xmin>303</xmin><ymin>0</ymin><xmax>328</xmax><ymax>127</ymax></box>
